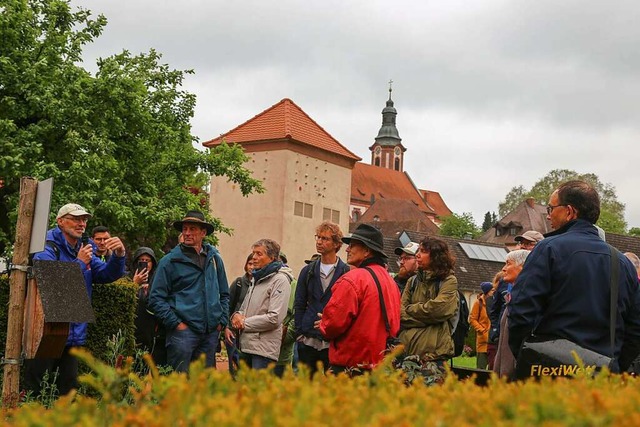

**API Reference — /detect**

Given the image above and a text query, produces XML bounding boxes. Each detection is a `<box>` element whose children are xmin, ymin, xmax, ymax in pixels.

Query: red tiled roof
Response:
<box><xmin>420</xmin><ymin>189</ymin><xmax>453</xmax><ymax>218</ymax></box>
<box><xmin>203</xmin><ymin>98</ymin><xmax>360</xmax><ymax>161</ymax></box>
<box><xmin>351</xmin><ymin>163</ymin><xmax>435</xmax><ymax>214</ymax></box>
<box><xmin>355</xmin><ymin>198</ymin><xmax>441</xmax><ymax>235</ymax></box>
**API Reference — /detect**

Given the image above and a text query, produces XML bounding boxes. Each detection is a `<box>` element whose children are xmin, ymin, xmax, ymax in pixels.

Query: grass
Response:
<box><xmin>450</xmin><ymin>355</ymin><xmax>477</xmax><ymax>369</ymax></box>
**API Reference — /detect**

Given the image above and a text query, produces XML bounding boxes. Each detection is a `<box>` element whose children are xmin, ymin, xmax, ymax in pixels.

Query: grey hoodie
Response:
<box><xmin>238</xmin><ymin>266</ymin><xmax>294</xmax><ymax>361</ymax></box>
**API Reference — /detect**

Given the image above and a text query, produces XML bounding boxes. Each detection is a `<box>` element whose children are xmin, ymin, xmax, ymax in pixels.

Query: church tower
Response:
<box><xmin>369</xmin><ymin>81</ymin><xmax>406</xmax><ymax>171</ymax></box>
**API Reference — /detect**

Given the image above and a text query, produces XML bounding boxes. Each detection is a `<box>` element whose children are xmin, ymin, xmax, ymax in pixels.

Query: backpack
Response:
<box><xmin>410</xmin><ymin>276</ymin><xmax>470</xmax><ymax>357</ymax></box>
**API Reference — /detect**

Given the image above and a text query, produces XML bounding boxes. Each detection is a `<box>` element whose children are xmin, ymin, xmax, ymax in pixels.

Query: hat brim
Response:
<box><xmin>342</xmin><ymin>236</ymin><xmax>387</xmax><ymax>258</ymax></box>
<box><xmin>394</xmin><ymin>247</ymin><xmax>415</xmax><ymax>256</ymax></box>
<box><xmin>173</xmin><ymin>220</ymin><xmax>215</xmax><ymax>235</ymax></box>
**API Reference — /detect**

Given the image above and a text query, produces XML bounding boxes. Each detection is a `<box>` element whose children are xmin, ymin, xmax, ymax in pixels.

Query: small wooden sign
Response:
<box><xmin>22</xmin><ymin>260</ymin><xmax>95</xmax><ymax>359</ymax></box>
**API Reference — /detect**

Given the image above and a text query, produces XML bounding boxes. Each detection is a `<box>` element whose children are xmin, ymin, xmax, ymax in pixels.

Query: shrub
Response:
<box><xmin>2</xmin><ymin>349</ymin><xmax>640</xmax><ymax>426</ymax></box>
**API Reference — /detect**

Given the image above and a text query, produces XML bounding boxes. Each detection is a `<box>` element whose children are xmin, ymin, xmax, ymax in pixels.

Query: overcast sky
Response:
<box><xmin>73</xmin><ymin>0</ymin><xmax>640</xmax><ymax>229</ymax></box>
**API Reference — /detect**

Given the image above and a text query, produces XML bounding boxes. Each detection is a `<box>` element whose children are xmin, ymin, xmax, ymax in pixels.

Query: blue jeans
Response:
<box><xmin>241</xmin><ymin>353</ymin><xmax>276</xmax><ymax>370</ymax></box>
<box><xmin>166</xmin><ymin>327</ymin><xmax>218</xmax><ymax>373</ymax></box>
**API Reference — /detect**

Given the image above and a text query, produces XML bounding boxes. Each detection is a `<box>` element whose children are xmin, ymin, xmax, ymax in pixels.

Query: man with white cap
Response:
<box><xmin>394</xmin><ymin>242</ymin><xmax>419</xmax><ymax>294</ymax></box>
<box><xmin>513</xmin><ymin>230</ymin><xmax>544</xmax><ymax>251</ymax></box>
<box><xmin>26</xmin><ymin>203</ymin><xmax>126</xmax><ymax>396</ymax></box>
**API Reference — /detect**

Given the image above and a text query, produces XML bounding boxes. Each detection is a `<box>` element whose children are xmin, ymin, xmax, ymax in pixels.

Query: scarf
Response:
<box><xmin>252</xmin><ymin>260</ymin><xmax>283</xmax><ymax>283</ymax></box>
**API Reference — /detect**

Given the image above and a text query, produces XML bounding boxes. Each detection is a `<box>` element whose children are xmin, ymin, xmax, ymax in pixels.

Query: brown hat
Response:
<box><xmin>173</xmin><ymin>210</ymin><xmax>215</xmax><ymax>235</ymax></box>
<box><xmin>514</xmin><ymin>230</ymin><xmax>544</xmax><ymax>243</ymax></box>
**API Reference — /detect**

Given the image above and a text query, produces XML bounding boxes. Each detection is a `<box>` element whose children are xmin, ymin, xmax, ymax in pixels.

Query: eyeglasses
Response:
<box><xmin>63</xmin><ymin>216</ymin><xmax>88</xmax><ymax>224</ymax></box>
<box><xmin>546</xmin><ymin>204</ymin><xmax>568</xmax><ymax>215</ymax></box>
<box><xmin>314</xmin><ymin>235</ymin><xmax>332</xmax><ymax>243</ymax></box>
<box><xmin>396</xmin><ymin>255</ymin><xmax>415</xmax><ymax>266</ymax></box>
<box><xmin>518</xmin><ymin>241</ymin><xmax>535</xmax><ymax>248</ymax></box>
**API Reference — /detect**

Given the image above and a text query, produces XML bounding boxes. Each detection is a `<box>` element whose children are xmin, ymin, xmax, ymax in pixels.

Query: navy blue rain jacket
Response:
<box><xmin>508</xmin><ymin>219</ymin><xmax>640</xmax><ymax>367</ymax></box>
<box><xmin>294</xmin><ymin>259</ymin><xmax>350</xmax><ymax>340</ymax></box>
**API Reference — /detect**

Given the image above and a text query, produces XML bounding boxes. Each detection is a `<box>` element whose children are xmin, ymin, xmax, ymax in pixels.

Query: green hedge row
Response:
<box><xmin>0</xmin><ymin>274</ymin><xmax>137</xmax><ymax>364</ymax></box>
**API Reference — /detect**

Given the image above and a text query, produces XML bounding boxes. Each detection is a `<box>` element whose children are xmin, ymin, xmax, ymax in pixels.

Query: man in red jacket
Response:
<box><xmin>316</xmin><ymin>224</ymin><xmax>401</xmax><ymax>375</ymax></box>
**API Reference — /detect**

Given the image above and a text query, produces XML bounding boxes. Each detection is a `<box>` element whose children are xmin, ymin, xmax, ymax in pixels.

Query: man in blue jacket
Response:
<box><xmin>149</xmin><ymin>210</ymin><xmax>229</xmax><ymax>373</ymax></box>
<box><xmin>26</xmin><ymin>203</ymin><xmax>126</xmax><ymax>396</ymax></box>
<box><xmin>508</xmin><ymin>181</ymin><xmax>640</xmax><ymax>371</ymax></box>
<box><xmin>294</xmin><ymin>221</ymin><xmax>350</xmax><ymax>376</ymax></box>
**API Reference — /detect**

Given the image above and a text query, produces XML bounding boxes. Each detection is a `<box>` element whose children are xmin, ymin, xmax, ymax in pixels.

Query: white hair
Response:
<box><xmin>506</xmin><ymin>249</ymin><xmax>531</xmax><ymax>266</ymax></box>
<box><xmin>625</xmin><ymin>252</ymin><xmax>640</xmax><ymax>270</ymax></box>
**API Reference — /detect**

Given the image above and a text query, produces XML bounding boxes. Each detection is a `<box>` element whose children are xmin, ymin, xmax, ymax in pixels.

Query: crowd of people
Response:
<box><xmin>26</xmin><ymin>179</ymin><xmax>640</xmax><ymax>395</ymax></box>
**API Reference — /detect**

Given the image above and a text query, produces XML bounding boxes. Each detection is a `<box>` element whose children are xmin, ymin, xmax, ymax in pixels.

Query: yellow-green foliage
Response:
<box><xmin>3</xmin><ymin>348</ymin><xmax>640</xmax><ymax>426</ymax></box>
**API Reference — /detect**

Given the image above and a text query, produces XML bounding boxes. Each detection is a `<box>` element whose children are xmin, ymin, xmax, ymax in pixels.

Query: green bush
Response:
<box><xmin>86</xmin><ymin>278</ymin><xmax>137</xmax><ymax>362</ymax></box>
<box><xmin>0</xmin><ymin>275</ymin><xmax>137</xmax><ymax>365</ymax></box>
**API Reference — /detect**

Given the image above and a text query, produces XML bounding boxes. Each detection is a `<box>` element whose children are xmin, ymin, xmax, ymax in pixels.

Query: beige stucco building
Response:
<box><xmin>204</xmin><ymin>99</ymin><xmax>360</xmax><ymax>277</ymax></box>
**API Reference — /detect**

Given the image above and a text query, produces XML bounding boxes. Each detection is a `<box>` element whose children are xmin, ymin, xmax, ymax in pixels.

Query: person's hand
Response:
<box><xmin>133</xmin><ymin>268</ymin><xmax>149</xmax><ymax>285</ymax></box>
<box><xmin>176</xmin><ymin>322</ymin><xmax>188</xmax><ymax>331</ymax></box>
<box><xmin>313</xmin><ymin>312</ymin><xmax>322</xmax><ymax>329</ymax></box>
<box><xmin>77</xmin><ymin>243</ymin><xmax>93</xmax><ymax>265</ymax></box>
<box><xmin>104</xmin><ymin>237</ymin><xmax>126</xmax><ymax>257</ymax></box>
<box><xmin>231</xmin><ymin>313</ymin><xmax>245</xmax><ymax>330</ymax></box>
<box><xmin>224</xmin><ymin>327</ymin><xmax>235</xmax><ymax>345</ymax></box>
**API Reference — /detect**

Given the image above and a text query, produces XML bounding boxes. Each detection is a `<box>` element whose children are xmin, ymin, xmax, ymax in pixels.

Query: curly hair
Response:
<box><xmin>315</xmin><ymin>221</ymin><xmax>343</xmax><ymax>250</ymax></box>
<box><xmin>419</xmin><ymin>237</ymin><xmax>455</xmax><ymax>279</ymax></box>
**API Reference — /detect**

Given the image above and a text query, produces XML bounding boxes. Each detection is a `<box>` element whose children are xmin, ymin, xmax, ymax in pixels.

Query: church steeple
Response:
<box><xmin>369</xmin><ymin>81</ymin><xmax>406</xmax><ymax>171</ymax></box>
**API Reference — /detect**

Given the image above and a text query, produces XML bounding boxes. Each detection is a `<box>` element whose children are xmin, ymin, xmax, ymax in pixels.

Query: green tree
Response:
<box><xmin>0</xmin><ymin>0</ymin><xmax>263</xmax><ymax>254</ymax></box>
<box><xmin>497</xmin><ymin>169</ymin><xmax>626</xmax><ymax>234</ymax></box>
<box><xmin>481</xmin><ymin>211</ymin><xmax>498</xmax><ymax>232</ymax></box>
<box><xmin>629</xmin><ymin>228</ymin><xmax>640</xmax><ymax>237</ymax></box>
<box><xmin>439</xmin><ymin>212</ymin><xmax>480</xmax><ymax>239</ymax></box>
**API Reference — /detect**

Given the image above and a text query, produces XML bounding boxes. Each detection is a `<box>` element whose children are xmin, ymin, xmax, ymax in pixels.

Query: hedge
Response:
<box><xmin>3</xmin><ymin>349</ymin><xmax>640</xmax><ymax>426</ymax></box>
<box><xmin>0</xmin><ymin>274</ymin><xmax>137</xmax><ymax>366</ymax></box>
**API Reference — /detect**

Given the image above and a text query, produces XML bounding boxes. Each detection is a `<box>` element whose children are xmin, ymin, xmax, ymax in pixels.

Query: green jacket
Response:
<box><xmin>399</xmin><ymin>270</ymin><xmax>458</xmax><ymax>360</ymax></box>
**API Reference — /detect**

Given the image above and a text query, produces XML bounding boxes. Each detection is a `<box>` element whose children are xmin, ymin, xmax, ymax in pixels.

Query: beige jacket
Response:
<box><xmin>237</xmin><ymin>266</ymin><xmax>293</xmax><ymax>361</ymax></box>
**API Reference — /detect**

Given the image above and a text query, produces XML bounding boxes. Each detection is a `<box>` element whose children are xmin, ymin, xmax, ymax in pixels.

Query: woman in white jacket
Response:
<box><xmin>231</xmin><ymin>239</ymin><xmax>293</xmax><ymax>369</ymax></box>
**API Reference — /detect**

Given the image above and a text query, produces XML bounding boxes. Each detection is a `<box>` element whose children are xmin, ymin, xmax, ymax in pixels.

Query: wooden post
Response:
<box><xmin>2</xmin><ymin>177</ymin><xmax>38</xmax><ymax>408</ymax></box>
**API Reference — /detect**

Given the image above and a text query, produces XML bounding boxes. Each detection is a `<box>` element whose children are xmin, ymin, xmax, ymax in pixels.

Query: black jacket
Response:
<box><xmin>294</xmin><ymin>259</ymin><xmax>350</xmax><ymax>340</ymax></box>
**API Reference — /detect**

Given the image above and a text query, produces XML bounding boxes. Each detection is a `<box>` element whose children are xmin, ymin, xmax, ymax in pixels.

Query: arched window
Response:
<box><xmin>374</xmin><ymin>157</ymin><xmax>380</xmax><ymax>167</ymax></box>
<box><xmin>394</xmin><ymin>157</ymin><xmax>400</xmax><ymax>171</ymax></box>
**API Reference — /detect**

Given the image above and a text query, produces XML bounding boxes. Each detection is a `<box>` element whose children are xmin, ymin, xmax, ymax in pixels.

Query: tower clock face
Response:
<box><xmin>375</xmin><ymin>146</ymin><xmax>381</xmax><ymax>154</ymax></box>
<box><xmin>394</xmin><ymin>147</ymin><xmax>401</xmax><ymax>155</ymax></box>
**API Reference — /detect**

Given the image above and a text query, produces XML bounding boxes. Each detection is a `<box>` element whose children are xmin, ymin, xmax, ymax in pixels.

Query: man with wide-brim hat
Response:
<box><xmin>149</xmin><ymin>209</ymin><xmax>229</xmax><ymax>373</ymax></box>
<box><xmin>172</xmin><ymin>210</ymin><xmax>215</xmax><ymax>235</ymax></box>
<box><xmin>316</xmin><ymin>223</ymin><xmax>400</xmax><ymax>374</ymax></box>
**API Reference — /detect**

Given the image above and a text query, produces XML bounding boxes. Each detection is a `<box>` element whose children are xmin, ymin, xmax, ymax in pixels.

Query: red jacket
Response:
<box><xmin>319</xmin><ymin>263</ymin><xmax>401</xmax><ymax>369</ymax></box>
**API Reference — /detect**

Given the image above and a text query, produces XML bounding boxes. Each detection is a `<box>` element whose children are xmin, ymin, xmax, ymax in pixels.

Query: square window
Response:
<box><xmin>294</xmin><ymin>201</ymin><xmax>303</xmax><ymax>216</ymax></box>
<box><xmin>304</xmin><ymin>203</ymin><xmax>313</xmax><ymax>218</ymax></box>
<box><xmin>323</xmin><ymin>208</ymin><xmax>331</xmax><ymax>221</ymax></box>
<box><xmin>331</xmin><ymin>210</ymin><xmax>340</xmax><ymax>223</ymax></box>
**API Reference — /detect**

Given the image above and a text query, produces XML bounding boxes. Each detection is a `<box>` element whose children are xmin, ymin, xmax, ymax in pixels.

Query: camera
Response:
<box><xmin>137</xmin><ymin>261</ymin><xmax>148</xmax><ymax>272</ymax></box>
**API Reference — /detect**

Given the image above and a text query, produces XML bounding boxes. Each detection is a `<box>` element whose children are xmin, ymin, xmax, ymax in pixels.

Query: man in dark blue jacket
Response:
<box><xmin>294</xmin><ymin>221</ymin><xmax>350</xmax><ymax>376</ymax></box>
<box><xmin>149</xmin><ymin>210</ymin><xmax>229</xmax><ymax>373</ymax></box>
<box><xmin>508</xmin><ymin>181</ymin><xmax>640</xmax><ymax>371</ymax></box>
<box><xmin>26</xmin><ymin>203</ymin><xmax>126</xmax><ymax>395</ymax></box>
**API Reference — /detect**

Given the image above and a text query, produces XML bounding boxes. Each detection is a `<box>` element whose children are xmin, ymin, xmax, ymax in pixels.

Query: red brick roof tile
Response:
<box><xmin>351</xmin><ymin>163</ymin><xmax>435</xmax><ymax>214</ymax></box>
<box><xmin>203</xmin><ymin>98</ymin><xmax>360</xmax><ymax>161</ymax></box>
<box><xmin>420</xmin><ymin>189</ymin><xmax>453</xmax><ymax>219</ymax></box>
